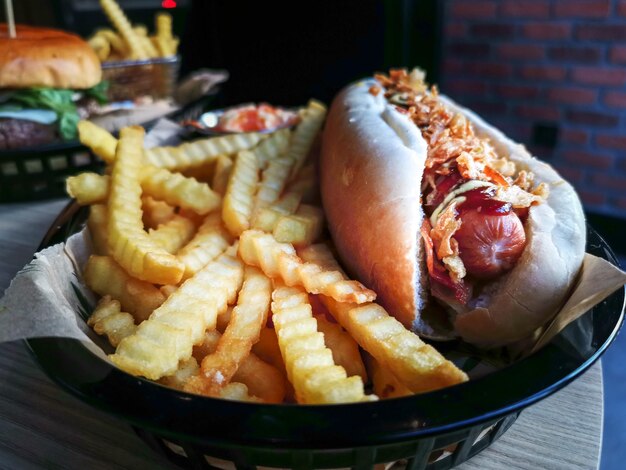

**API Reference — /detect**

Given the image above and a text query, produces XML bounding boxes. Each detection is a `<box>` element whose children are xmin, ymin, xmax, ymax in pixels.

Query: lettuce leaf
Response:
<box><xmin>10</xmin><ymin>88</ymin><xmax>78</xmax><ymax>139</ymax></box>
<box><xmin>8</xmin><ymin>82</ymin><xmax>109</xmax><ymax>140</ymax></box>
<box><xmin>85</xmin><ymin>81</ymin><xmax>109</xmax><ymax>104</ymax></box>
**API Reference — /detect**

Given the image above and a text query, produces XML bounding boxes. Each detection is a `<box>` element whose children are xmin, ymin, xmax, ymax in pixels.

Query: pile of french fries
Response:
<box><xmin>88</xmin><ymin>0</ymin><xmax>178</xmax><ymax>61</ymax></box>
<box><xmin>67</xmin><ymin>101</ymin><xmax>468</xmax><ymax>405</ymax></box>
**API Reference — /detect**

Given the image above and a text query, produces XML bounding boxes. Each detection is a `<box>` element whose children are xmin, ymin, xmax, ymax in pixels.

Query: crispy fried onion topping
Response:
<box><xmin>421</xmin><ymin>219</ymin><xmax>471</xmax><ymax>305</ymax></box>
<box><xmin>430</xmin><ymin>198</ymin><xmax>466</xmax><ymax>283</ymax></box>
<box><xmin>496</xmin><ymin>184</ymin><xmax>546</xmax><ymax>208</ymax></box>
<box><xmin>375</xmin><ymin>69</ymin><xmax>547</xmax><ymax>197</ymax></box>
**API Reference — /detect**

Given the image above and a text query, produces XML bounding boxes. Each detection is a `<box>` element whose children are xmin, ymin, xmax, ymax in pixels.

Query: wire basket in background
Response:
<box><xmin>101</xmin><ymin>56</ymin><xmax>180</xmax><ymax>102</ymax></box>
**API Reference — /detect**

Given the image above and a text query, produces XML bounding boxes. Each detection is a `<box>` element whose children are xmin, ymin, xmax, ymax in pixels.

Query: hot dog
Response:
<box><xmin>320</xmin><ymin>69</ymin><xmax>586</xmax><ymax>347</ymax></box>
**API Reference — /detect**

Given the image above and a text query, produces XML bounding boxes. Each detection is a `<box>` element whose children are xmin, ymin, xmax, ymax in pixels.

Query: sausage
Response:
<box><xmin>455</xmin><ymin>209</ymin><xmax>526</xmax><ymax>280</ymax></box>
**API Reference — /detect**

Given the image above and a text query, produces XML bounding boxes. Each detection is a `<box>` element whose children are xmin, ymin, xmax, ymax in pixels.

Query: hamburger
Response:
<box><xmin>0</xmin><ymin>24</ymin><xmax>107</xmax><ymax>150</ymax></box>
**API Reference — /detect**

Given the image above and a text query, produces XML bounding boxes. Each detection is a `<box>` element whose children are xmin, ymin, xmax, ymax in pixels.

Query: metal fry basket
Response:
<box><xmin>101</xmin><ymin>56</ymin><xmax>180</xmax><ymax>102</ymax></box>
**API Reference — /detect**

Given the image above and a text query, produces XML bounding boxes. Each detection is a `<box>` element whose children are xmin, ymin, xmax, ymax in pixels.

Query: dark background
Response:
<box><xmin>178</xmin><ymin>0</ymin><xmax>441</xmax><ymax>107</ymax></box>
<box><xmin>1</xmin><ymin>0</ymin><xmax>441</xmax><ymax>107</ymax></box>
<box><xmin>180</xmin><ymin>1</ymin><xmax>385</xmax><ymax>106</ymax></box>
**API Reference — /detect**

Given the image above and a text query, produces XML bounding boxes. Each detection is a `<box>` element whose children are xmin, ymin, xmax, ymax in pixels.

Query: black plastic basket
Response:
<box><xmin>0</xmin><ymin>142</ymin><xmax>102</xmax><ymax>202</ymax></box>
<box><xmin>26</xmin><ymin>203</ymin><xmax>626</xmax><ymax>470</ymax></box>
<box><xmin>132</xmin><ymin>413</ymin><xmax>520</xmax><ymax>469</ymax></box>
<box><xmin>0</xmin><ymin>93</ymin><xmax>216</xmax><ymax>203</ymax></box>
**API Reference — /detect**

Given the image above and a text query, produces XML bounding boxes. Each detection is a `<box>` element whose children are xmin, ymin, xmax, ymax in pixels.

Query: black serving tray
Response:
<box><xmin>25</xmin><ymin>203</ymin><xmax>625</xmax><ymax>469</ymax></box>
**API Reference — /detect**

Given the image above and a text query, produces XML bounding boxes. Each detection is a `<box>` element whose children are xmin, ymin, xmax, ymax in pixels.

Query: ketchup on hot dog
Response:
<box><xmin>215</xmin><ymin>104</ymin><xmax>298</xmax><ymax>133</ymax></box>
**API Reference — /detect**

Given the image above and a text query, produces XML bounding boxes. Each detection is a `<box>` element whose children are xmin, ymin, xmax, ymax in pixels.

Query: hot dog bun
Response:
<box><xmin>320</xmin><ymin>81</ymin><xmax>431</xmax><ymax>333</ymax></box>
<box><xmin>320</xmin><ymin>78</ymin><xmax>586</xmax><ymax>347</ymax></box>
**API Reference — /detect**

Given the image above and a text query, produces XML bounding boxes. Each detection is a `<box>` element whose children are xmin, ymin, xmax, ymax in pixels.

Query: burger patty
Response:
<box><xmin>0</xmin><ymin>118</ymin><xmax>57</xmax><ymax>150</ymax></box>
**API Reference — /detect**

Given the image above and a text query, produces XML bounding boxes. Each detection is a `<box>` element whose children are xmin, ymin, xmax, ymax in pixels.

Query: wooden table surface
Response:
<box><xmin>0</xmin><ymin>198</ymin><xmax>604</xmax><ymax>470</ymax></box>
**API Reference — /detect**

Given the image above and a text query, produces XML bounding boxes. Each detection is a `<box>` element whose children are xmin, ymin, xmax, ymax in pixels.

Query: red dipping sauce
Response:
<box><xmin>215</xmin><ymin>104</ymin><xmax>299</xmax><ymax>133</ymax></box>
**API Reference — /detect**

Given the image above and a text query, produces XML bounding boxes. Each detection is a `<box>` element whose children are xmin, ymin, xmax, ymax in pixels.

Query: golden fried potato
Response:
<box><xmin>251</xmin><ymin>327</ymin><xmax>285</xmax><ymax>372</ymax></box>
<box><xmin>211</xmin><ymin>155</ymin><xmax>233</xmax><ymax>195</ymax></box>
<box><xmin>364</xmin><ymin>353</ymin><xmax>412</xmax><ymax>399</ymax></box>
<box><xmin>110</xmin><ymin>248</ymin><xmax>244</xmax><ymax>380</ymax></box>
<box><xmin>297</xmin><ymin>243</ymin><xmax>344</xmax><ymax>273</ymax></box>
<box><xmin>272</xmin><ymin>204</ymin><xmax>324</xmax><ymax>247</ymax></box>
<box><xmin>177</xmin><ymin>212</ymin><xmax>232</xmax><ymax>280</ymax></box>
<box><xmin>217</xmin><ymin>383</ymin><xmax>261</xmax><ymax>402</ymax></box>
<box><xmin>250</xmin><ymin>205</ymin><xmax>291</xmax><ymax>233</ymax></box>
<box><xmin>107</xmin><ymin>126</ymin><xmax>184</xmax><ymax>285</ymax></box>
<box><xmin>78</xmin><ymin>120</ymin><xmax>263</xmax><ymax>174</ymax></box>
<box><xmin>189</xmin><ymin>329</ymin><xmax>287</xmax><ymax>403</ymax></box>
<box><xmin>321</xmin><ymin>299</ymin><xmax>468</xmax><ymax>393</ymax></box>
<box><xmin>239</xmin><ymin>230</ymin><xmax>376</xmax><ymax>303</ymax></box>
<box><xmin>315</xmin><ymin>313</ymin><xmax>367</xmax><ymax>382</ymax></box>
<box><xmin>142</xmin><ymin>197</ymin><xmax>176</xmax><ymax>230</ymax></box>
<box><xmin>286</xmin><ymin>163</ymin><xmax>318</xmax><ymax>204</ymax></box>
<box><xmin>78</xmin><ymin>120</ymin><xmax>117</xmax><ymax>164</ymax></box>
<box><xmin>155</xmin><ymin>12</ymin><xmax>173</xmax><ymax>41</ymax></box>
<box><xmin>88</xmin><ymin>34</ymin><xmax>111</xmax><ymax>61</ymax></box>
<box><xmin>288</xmin><ymin>100</ymin><xmax>326</xmax><ymax>179</ymax></box>
<box><xmin>100</xmin><ymin>0</ymin><xmax>149</xmax><ymax>59</ymax></box>
<box><xmin>67</xmin><ymin>165</ymin><xmax>220</xmax><ymax>219</ymax></box>
<box><xmin>88</xmin><ymin>295</ymin><xmax>136</xmax><ymax>347</ymax></box>
<box><xmin>145</xmin><ymin>133</ymin><xmax>265</xmax><ymax>171</ymax></box>
<box><xmin>83</xmin><ymin>255</ymin><xmax>166</xmax><ymax>322</ymax></box>
<box><xmin>298</xmin><ymin>243</ymin><xmax>468</xmax><ymax>393</ymax></box>
<box><xmin>148</xmin><ymin>215</ymin><xmax>196</xmax><ymax>254</ymax></box>
<box><xmin>192</xmin><ymin>267</ymin><xmax>271</xmax><ymax>396</ymax></box>
<box><xmin>87</xmin><ymin>204</ymin><xmax>109</xmax><ymax>256</ymax></box>
<box><xmin>153</xmin><ymin>12</ymin><xmax>179</xmax><ymax>57</ymax></box>
<box><xmin>141</xmin><ymin>166</ymin><xmax>222</xmax><ymax>216</ymax></box>
<box><xmin>249</xmin><ymin>169</ymin><xmax>316</xmax><ymax>232</ymax></box>
<box><xmin>159</xmin><ymin>357</ymin><xmax>200</xmax><ymax>390</ymax></box>
<box><xmin>253</xmin><ymin>157</ymin><xmax>294</xmax><ymax>213</ymax></box>
<box><xmin>95</xmin><ymin>29</ymin><xmax>128</xmax><ymax>56</ymax></box>
<box><xmin>271</xmin><ymin>284</ymin><xmax>374</xmax><ymax>404</ymax></box>
<box><xmin>66</xmin><ymin>173</ymin><xmax>109</xmax><ymax>205</ymax></box>
<box><xmin>222</xmin><ymin>150</ymin><xmax>259</xmax><ymax>236</ymax></box>
<box><xmin>254</xmin><ymin>128</ymin><xmax>291</xmax><ymax>169</ymax></box>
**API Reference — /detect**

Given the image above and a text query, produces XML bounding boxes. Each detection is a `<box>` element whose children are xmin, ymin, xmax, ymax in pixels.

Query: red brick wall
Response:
<box><xmin>441</xmin><ymin>0</ymin><xmax>626</xmax><ymax>217</ymax></box>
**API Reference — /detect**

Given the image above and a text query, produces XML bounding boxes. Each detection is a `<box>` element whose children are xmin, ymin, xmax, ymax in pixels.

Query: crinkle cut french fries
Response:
<box><xmin>90</xmin><ymin>0</ymin><xmax>179</xmax><ymax>61</ymax></box>
<box><xmin>70</xmin><ymin>98</ymin><xmax>468</xmax><ymax>404</ymax></box>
